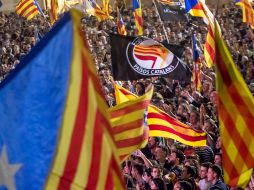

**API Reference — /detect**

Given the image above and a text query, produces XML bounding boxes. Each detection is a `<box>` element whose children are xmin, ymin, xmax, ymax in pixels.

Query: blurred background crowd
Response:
<box><xmin>0</xmin><ymin>1</ymin><xmax>254</xmax><ymax>190</ymax></box>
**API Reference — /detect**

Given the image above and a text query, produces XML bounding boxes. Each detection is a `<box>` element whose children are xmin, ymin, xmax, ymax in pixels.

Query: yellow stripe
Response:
<box><xmin>111</xmin><ymin>110</ymin><xmax>145</xmax><ymax>126</ymax></box>
<box><xmin>149</xmin><ymin>130</ymin><xmax>206</xmax><ymax>146</ymax></box>
<box><xmin>70</xmin><ymin>80</ymin><xmax>96</xmax><ymax>189</ymax></box>
<box><xmin>148</xmin><ymin>118</ymin><xmax>205</xmax><ymax>137</ymax></box>
<box><xmin>26</xmin><ymin>11</ymin><xmax>39</xmax><ymax>20</ymax></box>
<box><xmin>237</xmin><ymin>169</ymin><xmax>253</xmax><ymax>187</ymax></box>
<box><xmin>189</xmin><ymin>9</ymin><xmax>205</xmax><ymax>17</ymax></box>
<box><xmin>96</xmin><ymin>133</ymin><xmax>111</xmax><ymax>190</ymax></box>
<box><xmin>45</xmin><ymin>11</ymin><xmax>82</xmax><ymax>190</ymax></box>
<box><xmin>114</xmin><ymin>128</ymin><xmax>143</xmax><ymax>141</ymax></box>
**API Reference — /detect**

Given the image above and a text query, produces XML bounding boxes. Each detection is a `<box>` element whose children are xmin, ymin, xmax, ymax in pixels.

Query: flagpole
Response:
<box><xmin>152</xmin><ymin>0</ymin><xmax>170</xmax><ymax>43</ymax></box>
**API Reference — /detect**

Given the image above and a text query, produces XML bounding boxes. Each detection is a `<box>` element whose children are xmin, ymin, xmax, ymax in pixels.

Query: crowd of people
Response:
<box><xmin>0</xmin><ymin>1</ymin><xmax>254</xmax><ymax>190</ymax></box>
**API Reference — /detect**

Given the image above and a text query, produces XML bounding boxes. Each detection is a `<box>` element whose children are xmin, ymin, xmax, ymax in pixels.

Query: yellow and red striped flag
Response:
<box><xmin>117</xmin><ymin>8</ymin><xmax>127</xmax><ymax>36</ymax></box>
<box><xmin>214</xmin><ymin>20</ymin><xmax>254</xmax><ymax>188</ymax></box>
<box><xmin>109</xmin><ymin>86</ymin><xmax>153</xmax><ymax>162</ymax></box>
<box><xmin>236</xmin><ymin>0</ymin><xmax>254</xmax><ymax>28</ymax></box>
<box><xmin>16</xmin><ymin>0</ymin><xmax>40</xmax><ymax>20</ymax></box>
<box><xmin>133</xmin><ymin>0</ymin><xmax>143</xmax><ymax>35</ymax></box>
<box><xmin>115</xmin><ymin>85</ymin><xmax>207</xmax><ymax>146</ymax></box>
<box><xmin>45</xmin><ymin>10</ymin><xmax>124</xmax><ymax>189</ymax></box>
<box><xmin>199</xmin><ymin>0</ymin><xmax>221</xmax><ymax>68</ymax></box>
<box><xmin>86</xmin><ymin>0</ymin><xmax>113</xmax><ymax>22</ymax></box>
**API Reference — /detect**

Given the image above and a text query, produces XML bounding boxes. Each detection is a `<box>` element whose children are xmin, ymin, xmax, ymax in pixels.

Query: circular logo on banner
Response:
<box><xmin>126</xmin><ymin>37</ymin><xmax>178</xmax><ymax>76</ymax></box>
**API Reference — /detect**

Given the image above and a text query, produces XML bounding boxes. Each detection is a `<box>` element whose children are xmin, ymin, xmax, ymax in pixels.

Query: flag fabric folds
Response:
<box><xmin>155</xmin><ymin>0</ymin><xmax>188</xmax><ymax>22</ymax></box>
<box><xmin>133</xmin><ymin>0</ymin><xmax>143</xmax><ymax>35</ymax></box>
<box><xmin>117</xmin><ymin>8</ymin><xmax>127</xmax><ymax>36</ymax></box>
<box><xmin>109</xmin><ymin>86</ymin><xmax>153</xmax><ymax>162</ymax></box>
<box><xmin>184</xmin><ymin>0</ymin><xmax>205</xmax><ymax>17</ymax></box>
<box><xmin>86</xmin><ymin>0</ymin><xmax>112</xmax><ymax>22</ymax></box>
<box><xmin>0</xmin><ymin>10</ymin><xmax>123</xmax><ymax>190</ymax></box>
<box><xmin>115</xmin><ymin>85</ymin><xmax>207</xmax><ymax>147</ymax></box>
<box><xmin>16</xmin><ymin>0</ymin><xmax>40</xmax><ymax>20</ymax></box>
<box><xmin>192</xmin><ymin>34</ymin><xmax>202</xmax><ymax>92</ymax></box>
<box><xmin>236</xmin><ymin>0</ymin><xmax>254</xmax><ymax>28</ymax></box>
<box><xmin>102</xmin><ymin>0</ymin><xmax>110</xmax><ymax>16</ymax></box>
<box><xmin>214</xmin><ymin>21</ymin><xmax>254</xmax><ymax>188</ymax></box>
<box><xmin>110</xmin><ymin>33</ymin><xmax>192</xmax><ymax>82</ymax></box>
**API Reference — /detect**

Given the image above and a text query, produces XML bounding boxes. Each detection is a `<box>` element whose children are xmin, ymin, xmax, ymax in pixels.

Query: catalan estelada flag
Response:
<box><xmin>133</xmin><ymin>0</ymin><xmax>143</xmax><ymax>35</ymax></box>
<box><xmin>115</xmin><ymin>85</ymin><xmax>207</xmax><ymax>146</ymax></box>
<box><xmin>184</xmin><ymin>0</ymin><xmax>205</xmax><ymax>17</ymax></box>
<box><xmin>0</xmin><ymin>10</ymin><xmax>123</xmax><ymax>190</ymax></box>
<box><xmin>117</xmin><ymin>8</ymin><xmax>127</xmax><ymax>36</ymax></box>
<box><xmin>214</xmin><ymin>21</ymin><xmax>254</xmax><ymax>188</ymax></box>
<box><xmin>16</xmin><ymin>0</ymin><xmax>40</xmax><ymax>20</ymax></box>
<box><xmin>87</xmin><ymin>0</ymin><xmax>113</xmax><ymax>22</ymax></box>
<box><xmin>109</xmin><ymin>86</ymin><xmax>153</xmax><ymax>162</ymax></box>
<box><xmin>236</xmin><ymin>0</ymin><xmax>254</xmax><ymax>28</ymax></box>
<box><xmin>192</xmin><ymin>34</ymin><xmax>202</xmax><ymax>92</ymax></box>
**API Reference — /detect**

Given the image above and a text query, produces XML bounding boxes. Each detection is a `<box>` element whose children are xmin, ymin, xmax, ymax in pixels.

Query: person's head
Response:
<box><xmin>199</xmin><ymin>162</ymin><xmax>212</xmax><ymax>179</ymax></box>
<box><xmin>155</xmin><ymin>145</ymin><xmax>169</xmax><ymax>162</ymax></box>
<box><xmin>151</xmin><ymin>165</ymin><xmax>162</xmax><ymax>179</ymax></box>
<box><xmin>189</xmin><ymin>111</ymin><xmax>199</xmax><ymax>125</ymax></box>
<box><xmin>174</xmin><ymin>180</ymin><xmax>192</xmax><ymax>190</ymax></box>
<box><xmin>150</xmin><ymin>178</ymin><xmax>167</xmax><ymax>190</ymax></box>
<box><xmin>143</xmin><ymin>168</ymin><xmax>152</xmax><ymax>183</ymax></box>
<box><xmin>207</xmin><ymin>164</ymin><xmax>222</xmax><ymax>183</ymax></box>
<box><xmin>148</xmin><ymin>137</ymin><xmax>160</xmax><ymax>149</ymax></box>
<box><xmin>181</xmin><ymin>165</ymin><xmax>196</xmax><ymax>180</ymax></box>
<box><xmin>215</xmin><ymin>136</ymin><xmax>222</xmax><ymax>150</ymax></box>
<box><xmin>169</xmin><ymin>150</ymin><xmax>185</xmax><ymax>166</ymax></box>
<box><xmin>135</xmin><ymin>82</ymin><xmax>145</xmax><ymax>96</ymax></box>
<box><xmin>214</xmin><ymin>153</ymin><xmax>222</xmax><ymax>166</ymax></box>
<box><xmin>131</xmin><ymin>162</ymin><xmax>144</xmax><ymax>179</ymax></box>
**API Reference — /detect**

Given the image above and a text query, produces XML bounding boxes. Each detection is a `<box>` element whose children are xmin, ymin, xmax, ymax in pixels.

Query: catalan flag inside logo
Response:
<box><xmin>115</xmin><ymin>85</ymin><xmax>207</xmax><ymax>146</ymax></box>
<box><xmin>214</xmin><ymin>20</ymin><xmax>254</xmax><ymax>188</ymax></box>
<box><xmin>0</xmin><ymin>10</ymin><xmax>123</xmax><ymax>190</ymax></box>
<box><xmin>133</xmin><ymin>0</ymin><xmax>143</xmax><ymax>35</ymax></box>
<box><xmin>16</xmin><ymin>0</ymin><xmax>40</xmax><ymax>20</ymax></box>
<box><xmin>109</xmin><ymin>86</ymin><xmax>153</xmax><ymax>162</ymax></box>
<box><xmin>192</xmin><ymin>34</ymin><xmax>202</xmax><ymax>92</ymax></box>
<box><xmin>184</xmin><ymin>0</ymin><xmax>205</xmax><ymax>17</ymax></box>
<box><xmin>236</xmin><ymin>0</ymin><xmax>254</xmax><ymax>28</ymax></box>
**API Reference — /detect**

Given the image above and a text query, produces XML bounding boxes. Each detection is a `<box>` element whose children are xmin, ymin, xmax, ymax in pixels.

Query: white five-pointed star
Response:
<box><xmin>0</xmin><ymin>145</ymin><xmax>22</xmax><ymax>190</ymax></box>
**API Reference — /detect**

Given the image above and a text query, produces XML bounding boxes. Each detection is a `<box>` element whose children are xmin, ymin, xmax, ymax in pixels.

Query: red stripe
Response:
<box><xmin>109</xmin><ymin>100</ymin><xmax>149</xmax><ymax>118</ymax></box>
<box><xmin>149</xmin><ymin>125</ymin><xmax>206</xmax><ymax>141</ymax></box>
<box><xmin>134</xmin><ymin>12</ymin><xmax>143</xmax><ymax>26</ymax></box>
<box><xmin>205</xmin><ymin>42</ymin><xmax>215</xmax><ymax>62</ymax></box>
<box><xmin>57</xmin><ymin>52</ymin><xmax>89</xmax><ymax>190</ymax></box>
<box><xmin>134</xmin><ymin>50</ymin><xmax>162</xmax><ymax>57</ymax></box>
<box><xmin>112</xmin><ymin>119</ymin><xmax>144</xmax><ymax>134</ymax></box>
<box><xmin>86</xmin><ymin>110</ymin><xmax>105</xmax><ymax>189</ymax></box>
<box><xmin>192</xmin><ymin>3</ymin><xmax>203</xmax><ymax>10</ymax></box>
<box><xmin>23</xmin><ymin>8</ymin><xmax>39</xmax><ymax>18</ymax></box>
<box><xmin>116</xmin><ymin>135</ymin><xmax>145</xmax><ymax>148</ymax></box>
<box><xmin>148</xmin><ymin>112</ymin><xmax>195</xmax><ymax>130</ymax></box>
<box><xmin>118</xmin><ymin>88</ymin><xmax>136</xmax><ymax>97</ymax></box>
<box><xmin>19</xmin><ymin>2</ymin><xmax>36</xmax><ymax>16</ymax></box>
